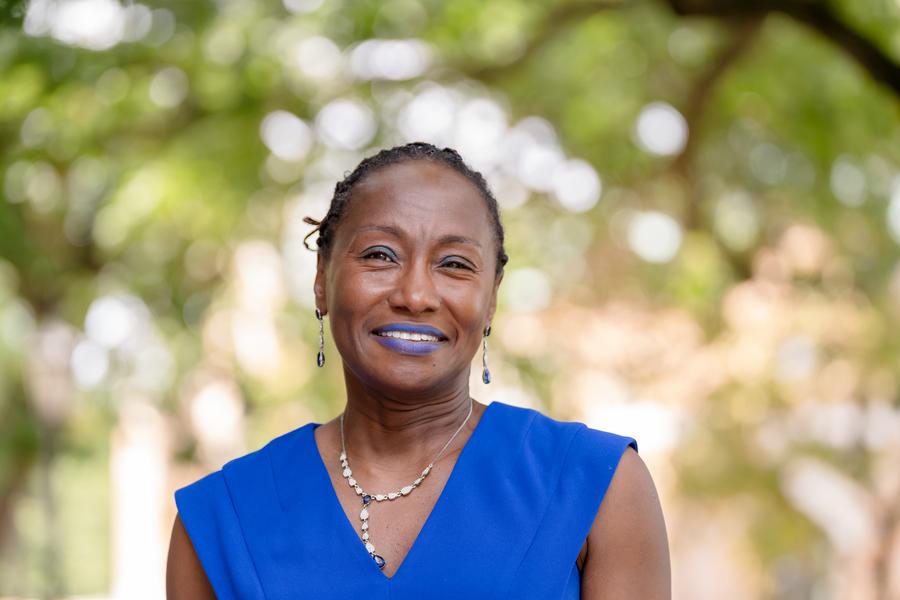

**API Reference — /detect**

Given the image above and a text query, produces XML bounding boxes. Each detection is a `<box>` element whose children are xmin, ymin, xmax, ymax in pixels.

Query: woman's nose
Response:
<box><xmin>388</xmin><ymin>259</ymin><xmax>440</xmax><ymax>314</ymax></box>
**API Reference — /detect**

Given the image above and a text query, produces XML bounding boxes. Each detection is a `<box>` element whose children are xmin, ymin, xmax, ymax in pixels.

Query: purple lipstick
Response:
<box><xmin>371</xmin><ymin>323</ymin><xmax>448</xmax><ymax>356</ymax></box>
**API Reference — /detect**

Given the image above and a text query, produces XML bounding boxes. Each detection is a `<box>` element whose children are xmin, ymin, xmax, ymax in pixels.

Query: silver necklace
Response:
<box><xmin>338</xmin><ymin>398</ymin><xmax>474</xmax><ymax>570</ymax></box>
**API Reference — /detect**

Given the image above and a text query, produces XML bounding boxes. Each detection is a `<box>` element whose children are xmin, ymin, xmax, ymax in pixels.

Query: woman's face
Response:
<box><xmin>314</xmin><ymin>159</ymin><xmax>502</xmax><ymax>398</ymax></box>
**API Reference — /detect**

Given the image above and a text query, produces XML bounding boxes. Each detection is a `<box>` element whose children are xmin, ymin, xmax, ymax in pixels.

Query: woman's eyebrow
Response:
<box><xmin>355</xmin><ymin>226</ymin><xmax>482</xmax><ymax>248</ymax></box>
<box><xmin>437</xmin><ymin>234</ymin><xmax>481</xmax><ymax>248</ymax></box>
<box><xmin>357</xmin><ymin>224</ymin><xmax>402</xmax><ymax>237</ymax></box>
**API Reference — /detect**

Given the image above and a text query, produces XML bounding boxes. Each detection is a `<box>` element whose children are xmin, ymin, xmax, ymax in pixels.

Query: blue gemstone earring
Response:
<box><xmin>315</xmin><ymin>308</ymin><xmax>325</xmax><ymax>368</ymax></box>
<box><xmin>482</xmin><ymin>325</ymin><xmax>491</xmax><ymax>384</ymax></box>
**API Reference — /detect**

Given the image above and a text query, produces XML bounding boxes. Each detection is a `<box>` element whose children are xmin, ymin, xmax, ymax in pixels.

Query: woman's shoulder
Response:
<box><xmin>489</xmin><ymin>400</ymin><xmax>639</xmax><ymax>456</ymax></box>
<box><xmin>170</xmin><ymin>426</ymin><xmax>308</xmax><ymax>600</ymax></box>
<box><xmin>175</xmin><ymin>421</ymin><xmax>318</xmax><ymax>501</ymax></box>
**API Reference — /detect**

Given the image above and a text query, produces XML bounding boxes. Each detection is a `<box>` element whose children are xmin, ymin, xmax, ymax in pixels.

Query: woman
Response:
<box><xmin>167</xmin><ymin>142</ymin><xmax>670</xmax><ymax>598</ymax></box>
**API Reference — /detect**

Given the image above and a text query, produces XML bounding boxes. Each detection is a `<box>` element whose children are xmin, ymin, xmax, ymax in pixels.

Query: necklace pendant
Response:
<box><xmin>338</xmin><ymin>398</ymin><xmax>474</xmax><ymax>576</ymax></box>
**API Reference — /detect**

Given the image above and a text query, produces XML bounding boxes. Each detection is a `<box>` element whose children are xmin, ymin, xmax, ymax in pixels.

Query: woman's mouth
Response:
<box><xmin>375</xmin><ymin>330</ymin><xmax>442</xmax><ymax>342</ymax></box>
<box><xmin>371</xmin><ymin>324</ymin><xmax>448</xmax><ymax>355</ymax></box>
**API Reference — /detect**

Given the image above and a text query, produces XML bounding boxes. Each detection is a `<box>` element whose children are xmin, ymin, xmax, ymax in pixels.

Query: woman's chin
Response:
<box><xmin>355</xmin><ymin>364</ymin><xmax>459</xmax><ymax>397</ymax></box>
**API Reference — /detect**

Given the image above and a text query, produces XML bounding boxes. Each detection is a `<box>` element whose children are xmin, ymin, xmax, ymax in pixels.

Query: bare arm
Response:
<box><xmin>581</xmin><ymin>447</ymin><xmax>671</xmax><ymax>599</ymax></box>
<box><xmin>166</xmin><ymin>513</ymin><xmax>217</xmax><ymax>600</ymax></box>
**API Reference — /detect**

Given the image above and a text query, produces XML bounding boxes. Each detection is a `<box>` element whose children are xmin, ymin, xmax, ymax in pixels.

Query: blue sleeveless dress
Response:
<box><xmin>174</xmin><ymin>401</ymin><xmax>638</xmax><ymax>599</ymax></box>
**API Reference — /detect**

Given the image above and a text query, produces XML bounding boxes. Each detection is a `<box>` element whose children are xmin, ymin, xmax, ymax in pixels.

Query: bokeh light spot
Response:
<box><xmin>627</xmin><ymin>211</ymin><xmax>683</xmax><ymax>263</ymax></box>
<box><xmin>634</xmin><ymin>101</ymin><xmax>688</xmax><ymax>157</ymax></box>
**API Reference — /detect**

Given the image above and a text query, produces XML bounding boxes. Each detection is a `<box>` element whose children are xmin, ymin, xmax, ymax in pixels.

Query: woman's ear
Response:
<box><xmin>314</xmin><ymin>253</ymin><xmax>327</xmax><ymax>316</ymax></box>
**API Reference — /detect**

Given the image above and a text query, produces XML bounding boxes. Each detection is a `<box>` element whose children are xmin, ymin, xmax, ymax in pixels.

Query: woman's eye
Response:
<box><xmin>362</xmin><ymin>250</ymin><xmax>395</xmax><ymax>262</ymax></box>
<box><xmin>442</xmin><ymin>259</ymin><xmax>473</xmax><ymax>270</ymax></box>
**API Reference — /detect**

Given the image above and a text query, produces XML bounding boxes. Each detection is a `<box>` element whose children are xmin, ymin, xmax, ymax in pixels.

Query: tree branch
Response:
<box><xmin>672</xmin><ymin>15</ymin><xmax>765</xmax><ymax>185</ymax></box>
<box><xmin>651</xmin><ymin>17</ymin><xmax>762</xmax><ymax>280</ymax></box>
<box><xmin>667</xmin><ymin>0</ymin><xmax>900</xmax><ymax>98</ymax></box>
<box><xmin>461</xmin><ymin>0</ymin><xmax>900</xmax><ymax>99</ymax></box>
<box><xmin>785</xmin><ymin>3</ymin><xmax>900</xmax><ymax>97</ymax></box>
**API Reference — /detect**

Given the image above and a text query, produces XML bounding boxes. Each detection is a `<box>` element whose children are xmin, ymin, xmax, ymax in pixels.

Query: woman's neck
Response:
<box><xmin>339</xmin><ymin>376</ymin><xmax>477</xmax><ymax>471</ymax></box>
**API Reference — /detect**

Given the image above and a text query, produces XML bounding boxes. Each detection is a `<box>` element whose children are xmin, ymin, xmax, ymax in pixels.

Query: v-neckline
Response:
<box><xmin>306</xmin><ymin>400</ymin><xmax>497</xmax><ymax>583</ymax></box>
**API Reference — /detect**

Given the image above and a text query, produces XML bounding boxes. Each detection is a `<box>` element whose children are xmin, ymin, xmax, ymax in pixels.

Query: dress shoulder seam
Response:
<box><xmin>496</xmin><ymin>421</ymin><xmax>587</xmax><ymax>598</ymax></box>
<box><xmin>220</xmin><ymin>469</ymin><xmax>269</xmax><ymax>600</ymax></box>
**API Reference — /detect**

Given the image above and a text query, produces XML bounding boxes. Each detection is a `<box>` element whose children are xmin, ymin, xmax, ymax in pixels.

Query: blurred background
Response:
<box><xmin>1</xmin><ymin>0</ymin><xmax>899</xmax><ymax>598</ymax></box>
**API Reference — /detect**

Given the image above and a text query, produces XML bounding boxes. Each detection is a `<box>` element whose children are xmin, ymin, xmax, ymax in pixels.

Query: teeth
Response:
<box><xmin>377</xmin><ymin>331</ymin><xmax>440</xmax><ymax>342</ymax></box>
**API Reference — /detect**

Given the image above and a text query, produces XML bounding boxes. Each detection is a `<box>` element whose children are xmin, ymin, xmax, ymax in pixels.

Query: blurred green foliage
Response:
<box><xmin>1</xmin><ymin>0</ymin><xmax>899</xmax><ymax>597</ymax></box>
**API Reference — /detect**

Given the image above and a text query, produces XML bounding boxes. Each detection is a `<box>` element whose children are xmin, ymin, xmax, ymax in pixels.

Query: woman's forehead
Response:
<box><xmin>355</xmin><ymin>159</ymin><xmax>476</xmax><ymax>196</ymax></box>
<box><xmin>342</xmin><ymin>160</ymin><xmax>493</xmax><ymax>237</ymax></box>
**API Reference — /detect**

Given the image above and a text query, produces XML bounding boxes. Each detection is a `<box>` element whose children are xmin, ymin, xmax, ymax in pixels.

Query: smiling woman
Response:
<box><xmin>166</xmin><ymin>142</ymin><xmax>671</xmax><ymax>599</ymax></box>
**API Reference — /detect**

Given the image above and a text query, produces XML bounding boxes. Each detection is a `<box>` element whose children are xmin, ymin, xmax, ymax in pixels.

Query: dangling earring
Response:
<box><xmin>481</xmin><ymin>324</ymin><xmax>491</xmax><ymax>384</ymax></box>
<box><xmin>315</xmin><ymin>308</ymin><xmax>325</xmax><ymax>368</ymax></box>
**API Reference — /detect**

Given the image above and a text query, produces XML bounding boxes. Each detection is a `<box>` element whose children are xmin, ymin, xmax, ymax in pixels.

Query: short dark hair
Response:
<box><xmin>304</xmin><ymin>142</ymin><xmax>509</xmax><ymax>276</ymax></box>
